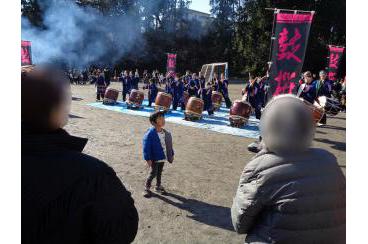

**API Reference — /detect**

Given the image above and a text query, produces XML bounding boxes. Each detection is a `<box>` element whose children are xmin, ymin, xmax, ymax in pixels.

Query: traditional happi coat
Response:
<box><xmin>314</xmin><ymin>79</ymin><xmax>333</xmax><ymax>98</ymax></box>
<box><xmin>200</xmin><ymin>87</ymin><xmax>213</xmax><ymax>112</ymax></box>
<box><xmin>96</xmin><ymin>75</ymin><xmax>106</xmax><ymax>95</ymax></box>
<box><xmin>122</xmin><ymin>75</ymin><xmax>132</xmax><ymax>94</ymax></box>
<box><xmin>218</xmin><ymin>79</ymin><xmax>230</xmax><ymax>98</ymax></box>
<box><xmin>297</xmin><ymin>82</ymin><xmax>317</xmax><ymax>104</ymax></box>
<box><xmin>148</xmin><ymin>83</ymin><xmax>158</xmax><ymax>103</ymax></box>
<box><xmin>187</xmin><ymin>79</ymin><xmax>198</xmax><ymax>97</ymax></box>
<box><xmin>245</xmin><ymin>82</ymin><xmax>261</xmax><ymax>108</ymax></box>
<box><xmin>171</xmin><ymin>80</ymin><xmax>184</xmax><ymax>103</ymax></box>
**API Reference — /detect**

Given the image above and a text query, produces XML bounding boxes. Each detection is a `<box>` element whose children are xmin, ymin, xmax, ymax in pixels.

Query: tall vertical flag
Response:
<box><xmin>166</xmin><ymin>53</ymin><xmax>177</xmax><ymax>78</ymax></box>
<box><xmin>327</xmin><ymin>45</ymin><xmax>345</xmax><ymax>81</ymax></box>
<box><xmin>21</xmin><ymin>40</ymin><xmax>33</xmax><ymax>66</ymax></box>
<box><xmin>269</xmin><ymin>12</ymin><xmax>314</xmax><ymax>96</ymax></box>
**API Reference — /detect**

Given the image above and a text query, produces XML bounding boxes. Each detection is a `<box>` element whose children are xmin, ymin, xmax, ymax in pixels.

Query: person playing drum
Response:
<box><xmin>120</xmin><ymin>70</ymin><xmax>131</xmax><ymax>102</ymax></box>
<box><xmin>147</xmin><ymin>78</ymin><xmax>158</xmax><ymax>107</ymax></box>
<box><xmin>170</xmin><ymin>75</ymin><xmax>185</xmax><ymax>111</ymax></box>
<box><xmin>313</xmin><ymin>70</ymin><xmax>333</xmax><ymax>125</ymax></box>
<box><xmin>244</xmin><ymin>76</ymin><xmax>262</xmax><ymax>120</ymax></box>
<box><xmin>199</xmin><ymin>82</ymin><xmax>215</xmax><ymax>116</ymax></box>
<box><xmin>95</xmin><ymin>71</ymin><xmax>107</xmax><ymax>101</ymax></box>
<box><xmin>187</xmin><ymin>74</ymin><xmax>198</xmax><ymax>97</ymax></box>
<box><xmin>297</xmin><ymin>71</ymin><xmax>317</xmax><ymax>104</ymax></box>
<box><xmin>217</xmin><ymin>73</ymin><xmax>232</xmax><ymax>108</ymax></box>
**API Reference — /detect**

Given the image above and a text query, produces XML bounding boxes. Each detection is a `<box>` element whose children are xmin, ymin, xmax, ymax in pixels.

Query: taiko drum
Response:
<box><xmin>155</xmin><ymin>92</ymin><xmax>172</xmax><ymax>110</ymax></box>
<box><xmin>185</xmin><ymin>97</ymin><xmax>204</xmax><ymax>119</ymax></box>
<box><xmin>103</xmin><ymin>88</ymin><xmax>119</xmax><ymax>105</ymax></box>
<box><xmin>128</xmin><ymin>89</ymin><xmax>144</xmax><ymax>106</ymax></box>
<box><xmin>211</xmin><ymin>91</ymin><xmax>223</xmax><ymax>110</ymax></box>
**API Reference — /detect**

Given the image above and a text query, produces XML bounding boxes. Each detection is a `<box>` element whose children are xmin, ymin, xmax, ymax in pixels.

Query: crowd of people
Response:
<box><xmin>93</xmin><ymin>68</ymin><xmax>233</xmax><ymax>115</ymax></box>
<box><xmin>22</xmin><ymin>65</ymin><xmax>346</xmax><ymax>243</ymax></box>
<box><xmin>145</xmin><ymin>71</ymin><xmax>232</xmax><ymax>114</ymax></box>
<box><xmin>297</xmin><ymin>70</ymin><xmax>346</xmax><ymax>125</ymax></box>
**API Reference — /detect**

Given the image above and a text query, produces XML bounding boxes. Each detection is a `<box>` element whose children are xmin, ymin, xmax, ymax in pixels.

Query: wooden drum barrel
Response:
<box><xmin>103</xmin><ymin>88</ymin><xmax>119</xmax><ymax>105</ymax></box>
<box><xmin>229</xmin><ymin>100</ymin><xmax>252</xmax><ymax>127</ymax></box>
<box><xmin>211</xmin><ymin>91</ymin><xmax>223</xmax><ymax>110</ymax></box>
<box><xmin>127</xmin><ymin>89</ymin><xmax>144</xmax><ymax>109</ymax></box>
<box><xmin>184</xmin><ymin>97</ymin><xmax>204</xmax><ymax>121</ymax></box>
<box><xmin>300</xmin><ymin>98</ymin><xmax>325</xmax><ymax>124</ymax></box>
<box><xmin>155</xmin><ymin>92</ymin><xmax>172</xmax><ymax>111</ymax></box>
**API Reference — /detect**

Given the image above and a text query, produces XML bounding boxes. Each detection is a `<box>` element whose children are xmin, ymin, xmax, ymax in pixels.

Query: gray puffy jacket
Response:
<box><xmin>231</xmin><ymin>95</ymin><xmax>346</xmax><ymax>243</ymax></box>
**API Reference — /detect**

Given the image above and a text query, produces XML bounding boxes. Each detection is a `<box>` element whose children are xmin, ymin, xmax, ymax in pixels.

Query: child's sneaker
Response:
<box><xmin>155</xmin><ymin>186</ymin><xmax>167</xmax><ymax>195</ymax></box>
<box><xmin>143</xmin><ymin>189</ymin><xmax>152</xmax><ymax>198</ymax></box>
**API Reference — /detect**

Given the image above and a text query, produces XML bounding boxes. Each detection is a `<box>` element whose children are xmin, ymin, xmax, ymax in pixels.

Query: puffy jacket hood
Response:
<box><xmin>260</xmin><ymin>94</ymin><xmax>315</xmax><ymax>155</ymax></box>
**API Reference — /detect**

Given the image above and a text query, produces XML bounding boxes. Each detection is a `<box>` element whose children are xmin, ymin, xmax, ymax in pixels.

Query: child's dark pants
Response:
<box><xmin>145</xmin><ymin>161</ymin><xmax>164</xmax><ymax>188</ymax></box>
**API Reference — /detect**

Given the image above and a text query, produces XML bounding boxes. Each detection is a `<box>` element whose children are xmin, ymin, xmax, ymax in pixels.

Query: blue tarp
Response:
<box><xmin>88</xmin><ymin>100</ymin><xmax>260</xmax><ymax>139</ymax></box>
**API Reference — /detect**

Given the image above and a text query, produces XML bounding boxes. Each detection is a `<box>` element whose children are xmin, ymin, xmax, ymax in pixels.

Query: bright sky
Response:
<box><xmin>190</xmin><ymin>0</ymin><xmax>211</xmax><ymax>14</ymax></box>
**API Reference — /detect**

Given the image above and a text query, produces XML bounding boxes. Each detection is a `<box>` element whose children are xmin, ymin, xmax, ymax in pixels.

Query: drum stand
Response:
<box><xmin>126</xmin><ymin>101</ymin><xmax>143</xmax><ymax>110</ymax></box>
<box><xmin>103</xmin><ymin>98</ymin><xmax>117</xmax><ymax>105</ymax></box>
<box><xmin>154</xmin><ymin>105</ymin><xmax>170</xmax><ymax>113</ymax></box>
<box><xmin>184</xmin><ymin>111</ymin><xmax>202</xmax><ymax>121</ymax></box>
<box><xmin>229</xmin><ymin>115</ymin><xmax>248</xmax><ymax>128</ymax></box>
<box><xmin>213</xmin><ymin>103</ymin><xmax>221</xmax><ymax>111</ymax></box>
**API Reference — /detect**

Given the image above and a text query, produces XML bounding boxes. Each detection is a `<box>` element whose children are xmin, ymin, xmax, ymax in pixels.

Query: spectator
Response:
<box><xmin>22</xmin><ymin>65</ymin><xmax>139</xmax><ymax>244</ymax></box>
<box><xmin>232</xmin><ymin>94</ymin><xmax>345</xmax><ymax>243</ymax></box>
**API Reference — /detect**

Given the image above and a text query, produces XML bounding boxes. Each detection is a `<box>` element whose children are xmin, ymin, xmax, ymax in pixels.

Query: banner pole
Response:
<box><xmin>265</xmin><ymin>8</ymin><xmax>314</xmax><ymax>14</ymax></box>
<box><xmin>267</xmin><ymin>9</ymin><xmax>277</xmax><ymax>68</ymax></box>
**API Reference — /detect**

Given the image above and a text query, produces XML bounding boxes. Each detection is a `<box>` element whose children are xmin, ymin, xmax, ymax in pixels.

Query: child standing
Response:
<box><xmin>142</xmin><ymin>111</ymin><xmax>174</xmax><ymax>198</ymax></box>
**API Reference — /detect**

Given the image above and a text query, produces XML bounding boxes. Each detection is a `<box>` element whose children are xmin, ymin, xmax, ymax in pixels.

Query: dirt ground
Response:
<box><xmin>66</xmin><ymin>81</ymin><xmax>346</xmax><ymax>244</ymax></box>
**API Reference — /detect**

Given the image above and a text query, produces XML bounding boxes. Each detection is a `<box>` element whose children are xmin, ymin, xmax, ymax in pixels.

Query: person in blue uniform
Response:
<box><xmin>103</xmin><ymin>67</ymin><xmax>111</xmax><ymax>87</ymax></box>
<box><xmin>313</xmin><ymin>70</ymin><xmax>333</xmax><ymax>125</ymax></box>
<box><xmin>120</xmin><ymin>70</ymin><xmax>131</xmax><ymax>102</ymax></box>
<box><xmin>211</xmin><ymin>73</ymin><xmax>219</xmax><ymax>92</ymax></box>
<box><xmin>132</xmin><ymin>70</ymin><xmax>140</xmax><ymax>90</ymax></box>
<box><xmin>95</xmin><ymin>71</ymin><xmax>107</xmax><ymax>101</ymax></box>
<box><xmin>218</xmin><ymin>73</ymin><xmax>232</xmax><ymax>108</ymax></box>
<box><xmin>165</xmin><ymin>76</ymin><xmax>173</xmax><ymax>94</ymax></box>
<box><xmin>198</xmin><ymin>75</ymin><xmax>206</xmax><ymax>101</ymax></box>
<box><xmin>199</xmin><ymin>82</ymin><xmax>214</xmax><ymax>115</ymax></box>
<box><xmin>257</xmin><ymin>76</ymin><xmax>268</xmax><ymax>108</ymax></box>
<box><xmin>147</xmin><ymin>78</ymin><xmax>158</xmax><ymax>107</ymax></box>
<box><xmin>244</xmin><ymin>76</ymin><xmax>262</xmax><ymax>120</ymax></box>
<box><xmin>171</xmin><ymin>75</ymin><xmax>184</xmax><ymax>110</ymax></box>
<box><xmin>297</xmin><ymin>71</ymin><xmax>317</xmax><ymax>105</ymax></box>
<box><xmin>187</xmin><ymin>75</ymin><xmax>198</xmax><ymax>97</ymax></box>
<box><xmin>184</xmin><ymin>71</ymin><xmax>191</xmax><ymax>83</ymax></box>
<box><xmin>90</xmin><ymin>72</ymin><xmax>97</xmax><ymax>85</ymax></box>
<box><xmin>199</xmin><ymin>75</ymin><xmax>206</xmax><ymax>90</ymax></box>
<box><xmin>191</xmin><ymin>73</ymin><xmax>200</xmax><ymax>98</ymax></box>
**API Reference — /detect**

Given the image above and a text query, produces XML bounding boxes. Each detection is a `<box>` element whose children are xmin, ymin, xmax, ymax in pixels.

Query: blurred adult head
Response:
<box><xmin>260</xmin><ymin>94</ymin><xmax>315</xmax><ymax>155</ymax></box>
<box><xmin>22</xmin><ymin>65</ymin><xmax>71</xmax><ymax>133</ymax></box>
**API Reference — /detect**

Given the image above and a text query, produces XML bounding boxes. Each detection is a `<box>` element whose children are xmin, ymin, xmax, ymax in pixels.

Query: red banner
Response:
<box><xmin>21</xmin><ymin>40</ymin><xmax>32</xmax><ymax>66</ymax></box>
<box><xmin>166</xmin><ymin>53</ymin><xmax>177</xmax><ymax>78</ymax></box>
<box><xmin>327</xmin><ymin>45</ymin><xmax>345</xmax><ymax>81</ymax></box>
<box><xmin>269</xmin><ymin>12</ymin><xmax>314</xmax><ymax>96</ymax></box>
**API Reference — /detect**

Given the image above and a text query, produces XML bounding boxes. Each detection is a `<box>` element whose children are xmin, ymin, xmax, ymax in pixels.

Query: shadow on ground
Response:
<box><xmin>69</xmin><ymin>114</ymin><xmax>84</xmax><ymax>119</ymax></box>
<box><xmin>320</xmin><ymin>125</ymin><xmax>346</xmax><ymax>131</ymax></box>
<box><xmin>72</xmin><ymin>96</ymin><xmax>83</xmax><ymax>101</ymax></box>
<box><xmin>151</xmin><ymin>192</ymin><xmax>235</xmax><ymax>232</ymax></box>
<box><xmin>314</xmin><ymin>138</ymin><xmax>346</xmax><ymax>151</ymax></box>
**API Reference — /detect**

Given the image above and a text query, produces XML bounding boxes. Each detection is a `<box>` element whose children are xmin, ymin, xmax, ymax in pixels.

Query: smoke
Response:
<box><xmin>21</xmin><ymin>0</ymin><xmax>212</xmax><ymax>69</ymax></box>
<box><xmin>21</xmin><ymin>0</ymin><xmax>143</xmax><ymax>68</ymax></box>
